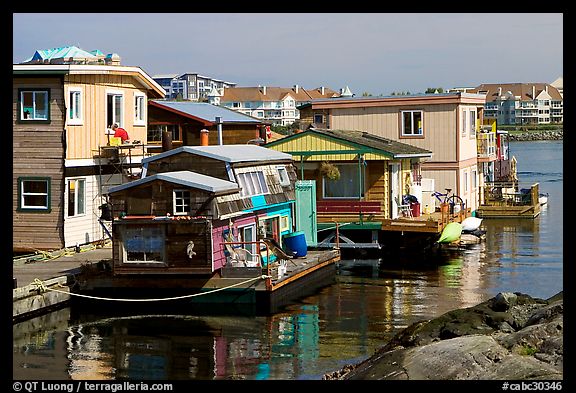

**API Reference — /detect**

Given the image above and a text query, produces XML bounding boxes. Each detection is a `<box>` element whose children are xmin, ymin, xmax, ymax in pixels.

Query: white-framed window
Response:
<box><xmin>276</xmin><ymin>165</ymin><xmax>290</xmax><ymax>186</ymax></box>
<box><xmin>472</xmin><ymin>169</ymin><xmax>477</xmax><ymax>190</ymax></box>
<box><xmin>314</xmin><ymin>114</ymin><xmax>324</xmax><ymax>124</ymax></box>
<box><xmin>470</xmin><ymin>110</ymin><xmax>476</xmax><ymax>137</ymax></box>
<box><xmin>106</xmin><ymin>91</ymin><xmax>124</xmax><ymax>127</ymax></box>
<box><xmin>323</xmin><ymin>163</ymin><xmax>364</xmax><ymax>199</ymax></box>
<box><xmin>122</xmin><ymin>226</ymin><xmax>165</xmax><ymax>264</ymax></box>
<box><xmin>239</xmin><ymin>224</ymin><xmax>257</xmax><ymax>255</ymax></box>
<box><xmin>173</xmin><ymin>189</ymin><xmax>191</xmax><ymax>215</ymax></box>
<box><xmin>67</xmin><ymin>178</ymin><xmax>86</xmax><ymax>217</ymax></box>
<box><xmin>463</xmin><ymin>170</ymin><xmax>469</xmax><ymax>193</ymax></box>
<box><xmin>67</xmin><ymin>87</ymin><xmax>83</xmax><ymax>125</ymax></box>
<box><xmin>236</xmin><ymin>171</ymin><xmax>269</xmax><ymax>197</ymax></box>
<box><xmin>134</xmin><ymin>93</ymin><xmax>146</xmax><ymax>125</ymax></box>
<box><xmin>17</xmin><ymin>177</ymin><xmax>50</xmax><ymax>212</ymax></box>
<box><xmin>401</xmin><ymin>110</ymin><xmax>423</xmax><ymax>136</ymax></box>
<box><xmin>18</xmin><ymin>89</ymin><xmax>49</xmax><ymax>121</ymax></box>
<box><xmin>462</xmin><ymin>109</ymin><xmax>467</xmax><ymax>136</ymax></box>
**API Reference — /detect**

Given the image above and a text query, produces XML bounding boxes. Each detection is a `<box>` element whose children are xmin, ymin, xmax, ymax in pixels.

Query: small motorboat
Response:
<box><xmin>539</xmin><ymin>193</ymin><xmax>549</xmax><ymax>206</ymax></box>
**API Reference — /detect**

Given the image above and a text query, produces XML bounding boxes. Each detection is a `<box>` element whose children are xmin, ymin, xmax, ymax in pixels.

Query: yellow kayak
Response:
<box><xmin>437</xmin><ymin>222</ymin><xmax>462</xmax><ymax>243</ymax></box>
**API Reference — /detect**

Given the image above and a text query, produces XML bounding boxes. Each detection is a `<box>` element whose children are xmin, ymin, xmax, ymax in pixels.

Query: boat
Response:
<box><xmin>539</xmin><ymin>193</ymin><xmax>549</xmax><ymax>206</ymax></box>
<box><xmin>461</xmin><ymin>216</ymin><xmax>483</xmax><ymax>232</ymax></box>
<box><xmin>436</xmin><ymin>222</ymin><xmax>462</xmax><ymax>243</ymax></box>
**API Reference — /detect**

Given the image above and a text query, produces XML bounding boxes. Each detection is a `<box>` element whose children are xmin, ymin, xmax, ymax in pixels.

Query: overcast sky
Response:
<box><xmin>13</xmin><ymin>13</ymin><xmax>563</xmax><ymax>95</ymax></box>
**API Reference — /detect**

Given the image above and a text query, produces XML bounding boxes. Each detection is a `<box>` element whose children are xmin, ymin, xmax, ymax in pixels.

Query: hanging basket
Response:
<box><xmin>320</xmin><ymin>162</ymin><xmax>340</xmax><ymax>180</ymax></box>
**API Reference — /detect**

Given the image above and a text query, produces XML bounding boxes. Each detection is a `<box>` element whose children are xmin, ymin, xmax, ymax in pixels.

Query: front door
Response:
<box><xmin>295</xmin><ymin>180</ymin><xmax>317</xmax><ymax>247</ymax></box>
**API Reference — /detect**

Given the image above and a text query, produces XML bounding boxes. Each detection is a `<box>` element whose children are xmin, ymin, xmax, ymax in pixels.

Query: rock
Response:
<box><xmin>325</xmin><ymin>291</ymin><xmax>563</xmax><ymax>380</ymax></box>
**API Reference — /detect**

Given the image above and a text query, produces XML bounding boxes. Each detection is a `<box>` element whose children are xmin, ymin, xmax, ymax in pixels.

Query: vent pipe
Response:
<box><xmin>200</xmin><ymin>129</ymin><xmax>209</xmax><ymax>146</ymax></box>
<box><xmin>215</xmin><ymin>116</ymin><xmax>223</xmax><ymax>145</ymax></box>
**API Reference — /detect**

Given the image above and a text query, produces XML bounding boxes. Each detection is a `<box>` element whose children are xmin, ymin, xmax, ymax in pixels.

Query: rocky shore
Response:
<box><xmin>508</xmin><ymin>130</ymin><xmax>563</xmax><ymax>141</ymax></box>
<box><xmin>323</xmin><ymin>291</ymin><xmax>563</xmax><ymax>380</ymax></box>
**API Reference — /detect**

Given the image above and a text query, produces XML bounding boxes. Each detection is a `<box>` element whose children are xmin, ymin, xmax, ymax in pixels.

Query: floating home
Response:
<box><xmin>79</xmin><ymin>144</ymin><xmax>340</xmax><ymax>312</ymax></box>
<box><xmin>265</xmin><ymin>128</ymin><xmax>471</xmax><ymax>252</ymax></box>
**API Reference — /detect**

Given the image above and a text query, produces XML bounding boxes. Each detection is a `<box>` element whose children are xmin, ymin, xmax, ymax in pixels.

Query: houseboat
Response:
<box><xmin>76</xmin><ymin>144</ymin><xmax>340</xmax><ymax>313</ymax></box>
<box><xmin>265</xmin><ymin>127</ymin><xmax>471</xmax><ymax>255</ymax></box>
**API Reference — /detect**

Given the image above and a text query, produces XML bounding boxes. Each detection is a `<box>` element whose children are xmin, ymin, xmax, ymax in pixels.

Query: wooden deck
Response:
<box><xmin>317</xmin><ymin>208</ymin><xmax>471</xmax><ymax>234</ymax></box>
<box><xmin>476</xmin><ymin>183</ymin><xmax>541</xmax><ymax>219</ymax></box>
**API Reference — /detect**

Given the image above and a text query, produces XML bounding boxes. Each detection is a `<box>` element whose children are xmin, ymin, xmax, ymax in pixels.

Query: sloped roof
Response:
<box><xmin>142</xmin><ymin>144</ymin><xmax>293</xmax><ymax>165</ymax></box>
<box><xmin>221</xmin><ymin>86</ymin><xmax>340</xmax><ymax>103</ymax></box>
<box><xmin>108</xmin><ymin>170</ymin><xmax>239</xmax><ymax>194</ymax></box>
<box><xmin>150</xmin><ymin>100</ymin><xmax>262</xmax><ymax>124</ymax></box>
<box><xmin>266</xmin><ymin>128</ymin><xmax>433</xmax><ymax>159</ymax></box>
<box><xmin>469</xmin><ymin>83</ymin><xmax>562</xmax><ymax>101</ymax></box>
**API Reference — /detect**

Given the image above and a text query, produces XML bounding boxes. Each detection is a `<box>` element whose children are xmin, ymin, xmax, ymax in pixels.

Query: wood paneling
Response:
<box><xmin>13</xmin><ymin>77</ymin><xmax>65</xmax><ymax>251</ymax></box>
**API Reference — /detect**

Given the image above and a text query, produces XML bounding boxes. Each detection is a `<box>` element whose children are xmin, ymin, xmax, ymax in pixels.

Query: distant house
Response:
<box><xmin>468</xmin><ymin>83</ymin><xmax>563</xmax><ymax>125</ymax></box>
<box><xmin>152</xmin><ymin>73</ymin><xmax>237</xmax><ymax>101</ymax></box>
<box><xmin>147</xmin><ymin>100</ymin><xmax>267</xmax><ymax>152</ymax></box>
<box><xmin>296</xmin><ymin>92</ymin><xmax>489</xmax><ymax>212</ymax></box>
<box><xmin>209</xmin><ymin>85</ymin><xmax>343</xmax><ymax>126</ymax></box>
<box><xmin>13</xmin><ymin>49</ymin><xmax>165</xmax><ymax>252</ymax></box>
<box><xmin>107</xmin><ymin>145</ymin><xmax>297</xmax><ymax>275</ymax></box>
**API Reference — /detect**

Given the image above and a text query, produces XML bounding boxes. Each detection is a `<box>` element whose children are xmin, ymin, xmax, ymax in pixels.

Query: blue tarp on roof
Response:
<box><xmin>152</xmin><ymin>100</ymin><xmax>261</xmax><ymax>123</ymax></box>
<box><xmin>23</xmin><ymin>46</ymin><xmax>99</xmax><ymax>62</ymax></box>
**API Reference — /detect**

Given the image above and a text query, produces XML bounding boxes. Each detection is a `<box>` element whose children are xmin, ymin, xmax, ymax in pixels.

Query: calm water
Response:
<box><xmin>13</xmin><ymin>141</ymin><xmax>563</xmax><ymax>380</ymax></box>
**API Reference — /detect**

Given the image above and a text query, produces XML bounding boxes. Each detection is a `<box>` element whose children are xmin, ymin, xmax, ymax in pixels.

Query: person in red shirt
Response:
<box><xmin>112</xmin><ymin>123</ymin><xmax>130</xmax><ymax>143</ymax></box>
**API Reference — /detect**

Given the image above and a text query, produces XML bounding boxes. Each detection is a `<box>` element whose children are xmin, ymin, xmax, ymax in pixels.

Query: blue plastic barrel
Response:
<box><xmin>283</xmin><ymin>231</ymin><xmax>308</xmax><ymax>257</ymax></box>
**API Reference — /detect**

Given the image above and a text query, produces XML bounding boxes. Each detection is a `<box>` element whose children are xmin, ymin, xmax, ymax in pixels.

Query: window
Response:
<box><xmin>19</xmin><ymin>89</ymin><xmax>49</xmax><ymax>121</ymax></box>
<box><xmin>462</xmin><ymin>109</ymin><xmax>467</xmax><ymax>136</ymax></box>
<box><xmin>239</xmin><ymin>224</ymin><xmax>257</xmax><ymax>255</ymax></box>
<box><xmin>472</xmin><ymin>169</ymin><xmax>477</xmax><ymax>190</ymax></box>
<box><xmin>147</xmin><ymin>124</ymin><xmax>181</xmax><ymax>144</ymax></box>
<box><xmin>18</xmin><ymin>177</ymin><xmax>50</xmax><ymax>212</ymax></box>
<box><xmin>173</xmin><ymin>190</ymin><xmax>191</xmax><ymax>215</ymax></box>
<box><xmin>470</xmin><ymin>110</ymin><xmax>476</xmax><ymax>137</ymax></box>
<box><xmin>463</xmin><ymin>171</ymin><xmax>469</xmax><ymax>193</ymax></box>
<box><xmin>401</xmin><ymin>110</ymin><xmax>423</xmax><ymax>136</ymax></box>
<box><xmin>276</xmin><ymin>165</ymin><xmax>290</xmax><ymax>186</ymax></box>
<box><xmin>314</xmin><ymin>114</ymin><xmax>324</xmax><ymax>124</ymax></box>
<box><xmin>68</xmin><ymin>88</ymin><xmax>82</xmax><ymax>125</ymax></box>
<box><xmin>107</xmin><ymin>92</ymin><xmax>123</xmax><ymax>127</ymax></box>
<box><xmin>236</xmin><ymin>171</ymin><xmax>269</xmax><ymax>197</ymax></box>
<box><xmin>67</xmin><ymin>178</ymin><xmax>85</xmax><ymax>217</ymax></box>
<box><xmin>134</xmin><ymin>94</ymin><xmax>146</xmax><ymax>125</ymax></box>
<box><xmin>123</xmin><ymin>226</ymin><xmax>165</xmax><ymax>263</ymax></box>
<box><xmin>280</xmin><ymin>215</ymin><xmax>290</xmax><ymax>232</ymax></box>
<box><xmin>323</xmin><ymin>164</ymin><xmax>364</xmax><ymax>199</ymax></box>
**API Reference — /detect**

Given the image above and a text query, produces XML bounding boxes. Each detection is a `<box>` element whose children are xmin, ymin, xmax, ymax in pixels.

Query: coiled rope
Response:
<box><xmin>31</xmin><ymin>275</ymin><xmax>271</xmax><ymax>302</ymax></box>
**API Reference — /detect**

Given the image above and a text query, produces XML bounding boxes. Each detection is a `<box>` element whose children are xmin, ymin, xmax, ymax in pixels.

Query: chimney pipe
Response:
<box><xmin>294</xmin><ymin>84</ymin><xmax>299</xmax><ymax>93</ymax></box>
<box><xmin>200</xmin><ymin>129</ymin><xmax>209</xmax><ymax>146</ymax></box>
<box><xmin>532</xmin><ymin>85</ymin><xmax>535</xmax><ymax>99</ymax></box>
<box><xmin>321</xmin><ymin>86</ymin><xmax>325</xmax><ymax>95</ymax></box>
<box><xmin>215</xmin><ymin>116</ymin><xmax>223</xmax><ymax>145</ymax></box>
<box><xmin>262</xmin><ymin>86</ymin><xmax>266</xmax><ymax>95</ymax></box>
<box><xmin>498</xmin><ymin>87</ymin><xmax>502</xmax><ymax>95</ymax></box>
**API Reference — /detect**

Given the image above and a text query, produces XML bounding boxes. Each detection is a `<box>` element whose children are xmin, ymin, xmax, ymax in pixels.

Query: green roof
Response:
<box><xmin>266</xmin><ymin>128</ymin><xmax>433</xmax><ymax>159</ymax></box>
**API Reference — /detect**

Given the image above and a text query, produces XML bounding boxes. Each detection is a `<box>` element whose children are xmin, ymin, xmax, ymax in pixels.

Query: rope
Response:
<box><xmin>31</xmin><ymin>275</ymin><xmax>271</xmax><ymax>302</ymax></box>
<box><xmin>317</xmin><ymin>222</ymin><xmax>352</xmax><ymax>233</ymax></box>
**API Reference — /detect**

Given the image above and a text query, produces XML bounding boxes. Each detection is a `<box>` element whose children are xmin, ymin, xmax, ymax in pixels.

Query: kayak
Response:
<box><xmin>437</xmin><ymin>222</ymin><xmax>462</xmax><ymax>243</ymax></box>
<box><xmin>461</xmin><ymin>216</ymin><xmax>483</xmax><ymax>232</ymax></box>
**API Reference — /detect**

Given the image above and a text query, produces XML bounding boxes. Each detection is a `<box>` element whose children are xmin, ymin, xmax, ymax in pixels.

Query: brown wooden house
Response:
<box><xmin>147</xmin><ymin>100</ymin><xmax>267</xmax><ymax>153</ymax></box>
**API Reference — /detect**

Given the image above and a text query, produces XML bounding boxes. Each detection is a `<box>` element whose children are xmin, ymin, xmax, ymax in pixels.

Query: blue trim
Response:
<box><xmin>243</xmin><ymin>200</ymin><xmax>294</xmax><ymax>213</ymax></box>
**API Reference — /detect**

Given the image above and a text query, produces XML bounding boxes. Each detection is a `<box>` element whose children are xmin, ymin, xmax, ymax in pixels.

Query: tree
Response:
<box><xmin>425</xmin><ymin>87</ymin><xmax>444</xmax><ymax>94</ymax></box>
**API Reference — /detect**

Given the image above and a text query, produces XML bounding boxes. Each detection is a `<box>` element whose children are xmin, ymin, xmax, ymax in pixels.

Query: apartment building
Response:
<box><xmin>209</xmin><ymin>85</ymin><xmax>344</xmax><ymax>126</ymax></box>
<box><xmin>153</xmin><ymin>73</ymin><xmax>237</xmax><ymax>101</ymax></box>
<box><xmin>469</xmin><ymin>83</ymin><xmax>563</xmax><ymax>125</ymax></box>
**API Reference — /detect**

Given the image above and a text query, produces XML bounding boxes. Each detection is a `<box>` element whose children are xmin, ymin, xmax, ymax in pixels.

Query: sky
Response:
<box><xmin>12</xmin><ymin>13</ymin><xmax>563</xmax><ymax>96</ymax></box>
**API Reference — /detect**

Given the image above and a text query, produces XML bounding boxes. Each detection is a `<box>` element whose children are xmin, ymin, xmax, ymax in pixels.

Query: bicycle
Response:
<box><xmin>432</xmin><ymin>188</ymin><xmax>465</xmax><ymax>213</ymax></box>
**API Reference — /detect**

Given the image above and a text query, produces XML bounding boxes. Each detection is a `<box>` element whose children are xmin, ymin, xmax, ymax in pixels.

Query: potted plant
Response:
<box><xmin>320</xmin><ymin>162</ymin><xmax>340</xmax><ymax>180</ymax></box>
